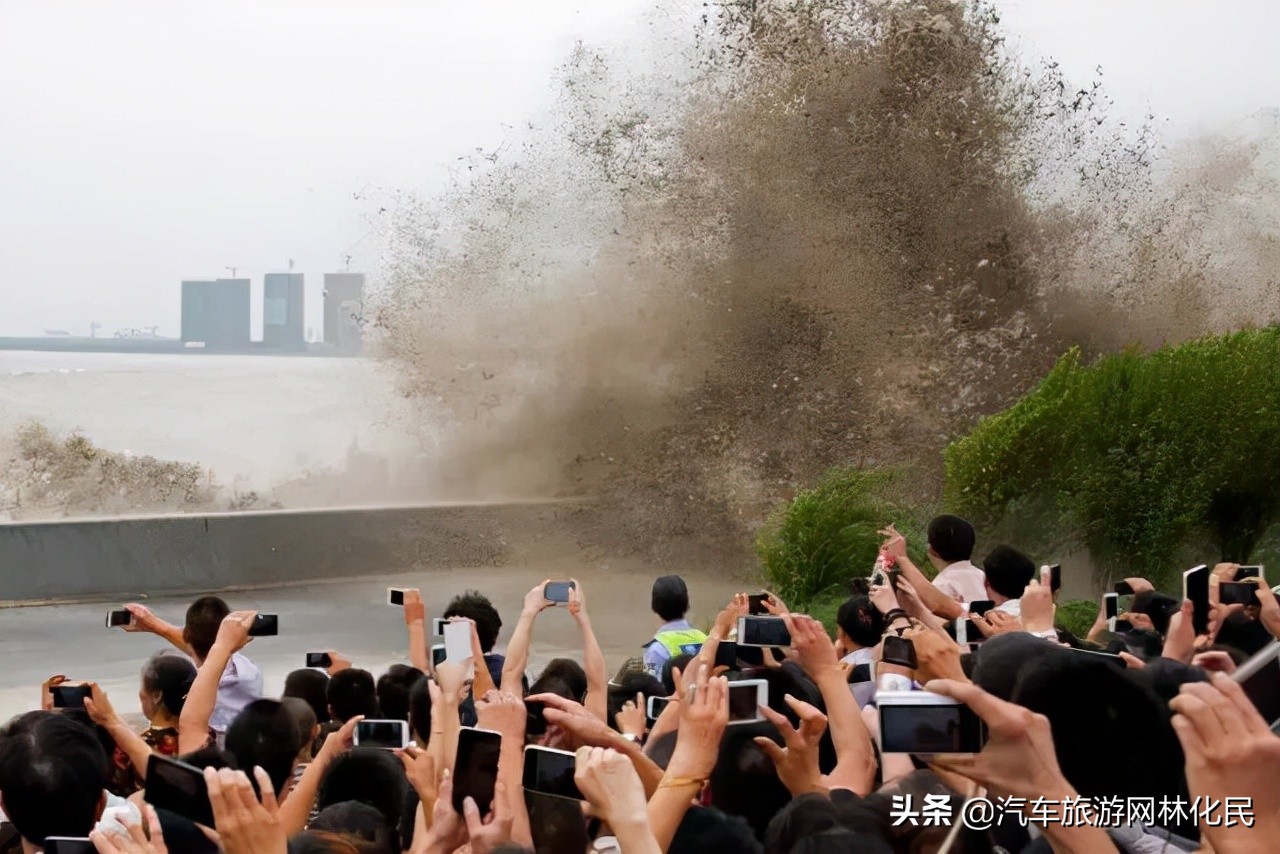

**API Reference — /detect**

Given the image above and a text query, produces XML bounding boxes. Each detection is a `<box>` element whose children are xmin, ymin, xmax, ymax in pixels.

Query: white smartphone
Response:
<box><xmin>1103</xmin><ymin>592</ymin><xmax>1119</xmax><ymax>632</ymax></box>
<box><xmin>388</xmin><ymin>588</ymin><xmax>407</xmax><ymax>607</ymax></box>
<box><xmin>646</xmin><ymin>695</ymin><xmax>673</xmax><ymax>721</ymax></box>
<box><xmin>353</xmin><ymin>718</ymin><xmax>410</xmax><ymax>749</ymax></box>
<box><xmin>726</xmin><ymin>679</ymin><xmax>768</xmax><ymax>724</ymax></box>
<box><xmin>736</xmin><ymin>615</ymin><xmax>791</xmax><ymax>647</ymax></box>
<box><xmin>432</xmin><ymin>617</ymin><xmax>448</xmax><ymax>637</ymax></box>
<box><xmin>877</xmin><ymin>690</ymin><xmax>986</xmax><ymax>754</ymax></box>
<box><xmin>443</xmin><ymin>620</ymin><xmax>472</xmax><ymax>664</ymax></box>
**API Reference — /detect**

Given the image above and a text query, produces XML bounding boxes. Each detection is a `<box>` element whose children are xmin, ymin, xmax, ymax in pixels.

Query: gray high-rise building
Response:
<box><xmin>323</xmin><ymin>272</ymin><xmax>365</xmax><ymax>354</ymax></box>
<box><xmin>263</xmin><ymin>272</ymin><xmax>305</xmax><ymax>350</ymax></box>
<box><xmin>181</xmin><ymin>278</ymin><xmax>251</xmax><ymax>349</ymax></box>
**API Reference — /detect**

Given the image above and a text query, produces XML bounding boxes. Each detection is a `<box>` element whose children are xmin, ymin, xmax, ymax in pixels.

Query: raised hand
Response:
<box><xmin>754</xmin><ymin>695</ymin><xmax>828</xmax><ymax>795</ymax></box>
<box><xmin>40</xmin><ymin>674</ymin><xmax>67</xmax><ymax>711</ymax></box>
<box><xmin>905</xmin><ymin>626</ymin><xmax>966</xmax><ymax>684</ymax></box>
<box><xmin>665</xmin><ymin>663</ymin><xmax>728</xmax><ymax>782</ymax></box>
<box><xmin>204</xmin><ymin>766</ymin><xmax>287</xmax><ymax>854</ymax></box>
<box><xmin>567</xmin><ymin>578</ymin><xmax>586</xmax><ymax>620</ymax></box>
<box><xmin>475</xmin><ymin>690</ymin><xmax>527</xmax><ymax>744</ymax></box>
<box><xmin>402</xmin><ymin>588</ymin><xmax>426</xmax><ymax>626</ymax></box>
<box><xmin>122</xmin><ymin>603</ymin><xmax>166</xmax><ymax>635</ymax></box>
<box><xmin>868</xmin><ymin>583</ymin><xmax>899</xmax><ymax>616</ymax></box>
<box><xmin>972</xmin><ymin>609</ymin><xmax>1021</xmax><ymax>638</ymax></box>
<box><xmin>214</xmin><ymin>610</ymin><xmax>257</xmax><ymax>654</ymax></box>
<box><xmin>90</xmin><ymin>804</ymin><xmax>169</xmax><ymax>854</ymax></box>
<box><xmin>462</xmin><ymin>777</ymin><xmax>515</xmax><ymax>854</ymax></box>
<box><xmin>615</xmin><ymin>692</ymin><xmax>647</xmax><ymax>740</ymax></box>
<box><xmin>1019</xmin><ymin>567</ymin><xmax>1056</xmax><ymax>633</ymax></box>
<box><xmin>324</xmin><ymin>650</ymin><xmax>352</xmax><ymax>676</ymax></box>
<box><xmin>397</xmin><ymin>744</ymin><xmax>438</xmax><ymax>810</ymax></box>
<box><xmin>574</xmin><ymin>746</ymin><xmax>651</xmax><ymax>828</ymax></box>
<box><xmin>523</xmin><ymin>580</ymin><xmax>555</xmax><ymax>616</ymax></box>
<box><xmin>783</xmin><ymin>613</ymin><xmax>839</xmax><ymax>675</ymax></box>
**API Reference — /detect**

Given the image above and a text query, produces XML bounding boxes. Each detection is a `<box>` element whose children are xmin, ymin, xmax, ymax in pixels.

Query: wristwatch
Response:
<box><xmin>617</xmin><ymin>732</ymin><xmax>643</xmax><ymax>745</ymax></box>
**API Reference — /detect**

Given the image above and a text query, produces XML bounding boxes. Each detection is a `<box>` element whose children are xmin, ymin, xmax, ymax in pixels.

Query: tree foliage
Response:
<box><xmin>945</xmin><ymin>327</ymin><xmax>1280</xmax><ymax>588</ymax></box>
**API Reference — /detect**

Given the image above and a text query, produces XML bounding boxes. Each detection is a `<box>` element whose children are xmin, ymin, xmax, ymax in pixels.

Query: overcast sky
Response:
<box><xmin>1</xmin><ymin>0</ymin><xmax>1277</xmax><ymax>338</ymax></box>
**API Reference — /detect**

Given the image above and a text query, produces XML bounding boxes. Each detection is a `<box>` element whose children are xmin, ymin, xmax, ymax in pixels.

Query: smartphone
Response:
<box><xmin>1183</xmin><ymin>565</ymin><xmax>1210</xmax><ymax>635</ymax></box>
<box><xmin>431</xmin><ymin>644</ymin><xmax>447</xmax><ymax>668</ymax></box>
<box><xmin>877</xmin><ymin>690</ymin><xmax>987</xmax><ymax>754</ymax></box>
<box><xmin>42</xmin><ymin>840</ymin><xmax>94</xmax><ymax>854</ymax></box>
<box><xmin>969</xmin><ymin>600</ymin><xmax>996</xmax><ymax>617</ymax></box>
<box><xmin>453</xmin><ymin>727</ymin><xmax>503</xmax><ymax>813</ymax></box>
<box><xmin>747</xmin><ymin>593</ymin><xmax>770</xmax><ymax>615</ymax></box>
<box><xmin>544</xmin><ymin>581</ymin><xmax>576</xmax><ymax>604</ymax></box>
<box><xmin>1238</xmin><ymin>565</ymin><xmax>1265</xmax><ymax>582</ymax></box>
<box><xmin>1114</xmin><ymin>581</ymin><xmax>1135</xmax><ymax>596</ymax></box>
<box><xmin>1233</xmin><ymin>640</ymin><xmax>1280</xmax><ymax>729</ymax></box>
<box><xmin>305</xmin><ymin>651</ymin><xmax>333</xmax><ymax>668</ymax></box>
<box><xmin>525</xmin><ymin>699</ymin><xmax>549</xmax><ymax>737</ymax></box>
<box><xmin>522</xmin><ymin>746</ymin><xmax>583</xmax><ymax>800</ymax></box>
<box><xmin>145</xmin><ymin>754</ymin><xmax>215</xmax><ymax>827</ymax></box>
<box><xmin>646</xmin><ymin>695</ymin><xmax>672</xmax><ymax>721</ymax></box>
<box><xmin>388</xmin><ymin>588</ymin><xmax>406</xmax><ymax>607</ymax></box>
<box><xmin>881</xmin><ymin>635</ymin><xmax>918</xmax><ymax>669</ymax></box>
<box><xmin>432</xmin><ymin>617</ymin><xmax>448</xmax><ymax>637</ymax></box>
<box><xmin>1103</xmin><ymin>592</ymin><xmax>1119</xmax><ymax>621</ymax></box>
<box><xmin>248</xmin><ymin>613</ymin><xmax>279</xmax><ymax>637</ymax></box>
<box><xmin>1221</xmin><ymin>581</ymin><xmax>1262</xmax><ymax>607</ymax></box>
<box><xmin>726</xmin><ymin>679</ymin><xmax>768</xmax><ymax>723</ymax></box>
<box><xmin>736</xmin><ymin>615</ymin><xmax>791</xmax><ymax>647</ymax></box>
<box><xmin>1048</xmin><ymin>564</ymin><xmax>1062</xmax><ymax>594</ymax></box>
<box><xmin>713</xmin><ymin>640</ymin><xmax>739</xmax><ymax>670</ymax></box>
<box><xmin>51</xmin><ymin>684</ymin><xmax>92</xmax><ymax>709</ymax></box>
<box><xmin>354</xmin><ymin>719</ymin><xmax>410</xmax><ymax>750</ymax></box>
<box><xmin>443</xmin><ymin>620</ymin><xmax>472</xmax><ymax>663</ymax></box>
<box><xmin>105</xmin><ymin>609</ymin><xmax>133</xmax><ymax>629</ymax></box>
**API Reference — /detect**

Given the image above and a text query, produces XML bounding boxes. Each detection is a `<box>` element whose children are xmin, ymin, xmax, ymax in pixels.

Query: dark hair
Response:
<box><xmin>982</xmin><ymin>544</ymin><xmax>1036</xmax><ymax>600</ymax></box>
<box><xmin>282</xmin><ymin>697</ymin><xmax>318</xmax><ymax>759</ymax></box>
<box><xmin>651</xmin><ymin>575</ymin><xmax>691</xmax><ymax>622</ymax></box>
<box><xmin>835</xmin><ymin>596</ymin><xmax>884</xmax><ymax>648</ymax></box>
<box><xmin>327</xmin><ymin>669</ymin><xmax>379</xmax><ymax>722</ymax></box>
<box><xmin>141</xmin><ymin>651</ymin><xmax>198</xmax><ymax>717</ymax></box>
<box><xmin>607</xmin><ymin>673</ymin><xmax>665</xmax><ymax>729</ymax></box>
<box><xmin>443</xmin><ymin>591</ymin><xmax>502</xmax><ymax>653</ymax></box>
<box><xmin>375</xmin><ymin>665</ymin><xmax>424</xmax><ymax>723</ymax></box>
<box><xmin>0</xmin><ymin>711</ymin><xmax>110</xmax><ymax>844</ymax></box>
<box><xmin>407</xmin><ymin>677</ymin><xmax>434</xmax><ymax>747</ymax></box>
<box><xmin>316</xmin><ymin>749</ymin><xmax>408</xmax><ymax>845</ymax></box>
<box><xmin>285</xmin><ymin>668</ymin><xmax>332</xmax><ymax>725</ymax></box>
<box><xmin>708</xmin><ymin>722</ymin><xmax>792</xmax><ymax>840</ymax></box>
<box><xmin>310</xmin><ymin>801</ymin><xmax>398</xmax><ymax>853</ymax></box>
<box><xmin>225</xmin><ymin>699</ymin><xmax>306</xmax><ymax>797</ymax></box>
<box><xmin>183</xmin><ymin>596</ymin><xmax>231</xmax><ymax>660</ymax></box>
<box><xmin>1129</xmin><ymin>591</ymin><xmax>1180</xmax><ymax>635</ymax></box>
<box><xmin>179</xmin><ymin>745</ymin><xmax>237</xmax><ymax>770</ymax></box>
<box><xmin>926</xmin><ymin>515</ymin><xmax>976</xmax><ymax>563</ymax></box>
<box><xmin>529</xmin><ymin>658</ymin><xmax>588</xmax><ymax>703</ymax></box>
<box><xmin>669</xmin><ymin>806</ymin><xmax>763</xmax><ymax>854</ymax></box>
<box><xmin>661</xmin><ymin>653</ymin><xmax>695</xmax><ymax>696</ymax></box>
<box><xmin>288</xmin><ymin>830</ymin><xmax>389</xmax><ymax>854</ymax></box>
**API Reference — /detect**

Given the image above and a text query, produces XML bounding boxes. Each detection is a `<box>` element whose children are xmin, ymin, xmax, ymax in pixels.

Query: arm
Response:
<box><xmin>474</xmin><ymin>690</ymin><xmax>532</xmax><ymax>848</ymax></box>
<box><xmin>500</xmin><ymin>581</ymin><xmax>553</xmax><ymax>694</ymax></box>
<box><xmin>568</xmin><ymin>580</ymin><xmax>608</xmax><ymax>722</ymax></box>
<box><xmin>647</xmin><ymin>667</ymin><xmax>727</xmax><ymax>852</ymax></box>
<box><xmin>433</xmin><ymin>661</ymin><xmax>467</xmax><ymax>776</ymax></box>
<box><xmin>463</xmin><ymin>618</ymin><xmax>497</xmax><ymax>699</ymax></box>
<box><xmin>897</xmin><ymin>555</ymin><xmax>964</xmax><ymax>620</ymax></box>
<box><xmin>279</xmin><ymin>716</ymin><xmax>361</xmax><ymax>835</ymax></box>
<box><xmin>404</xmin><ymin>589</ymin><xmax>429</xmax><ymax>673</ymax></box>
<box><xmin>574</xmin><ymin>748</ymin><xmax>661</xmax><ymax>854</ymax></box>
<box><xmin>123</xmin><ymin>603</ymin><xmax>191</xmax><ymax>655</ymax></box>
<box><xmin>85</xmin><ymin>683</ymin><xmax>155</xmax><ymax>782</ymax></box>
<box><xmin>179</xmin><ymin>610</ymin><xmax>254</xmax><ymax>754</ymax></box>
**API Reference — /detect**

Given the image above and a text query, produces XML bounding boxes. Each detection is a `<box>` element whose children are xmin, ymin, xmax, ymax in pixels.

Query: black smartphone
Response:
<box><xmin>145</xmin><ymin>754</ymin><xmax>215</xmax><ymax>827</ymax></box>
<box><xmin>747</xmin><ymin>593</ymin><xmax>770</xmax><ymax>615</ymax></box>
<box><xmin>1237</xmin><ymin>566</ymin><xmax>1264</xmax><ymax>582</ymax></box>
<box><xmin>431</xmin><ymin>644</ymin><xmax>447</xmax><ymax>668</ymax></box>
<box><xmin>453</xmin><ymin>728</ymin><xmax>503</xmax><ymax>814</ymax></box>
<box><xmin>522</xmin><ymin>746</ymin><xmax>582</xmax><ymax>800</ymax></box>
<box><xmin>1220</xmin><ymin>580</ymin><xmax>1261</xmax><ymax>606</ymax></box>
<box><xmin>969</xmin><ymin>600</ymin><xmax>996</xmax><ymax>617</ymax></box>
<box><xmin>736</xmin><ymin>616</ymin><xmax>791</xmax><ymax>647</ymax></box>
<box><xmin>1114</xmin><ymin>619</ymin><xmax>1134</xmax><ymax>633</ymax></box>
<box><xmin>248</xmin><ymin>613</ymin><xmax>279</xmax><ymax>637</ymax></box>
<box><xmin>713</xmin><ymin>640</ymin><xmax>739</xmax><ymax>670</ymax></box>
<box><xmin>305</xmin><ymin>652</ymin><xmax>332</xmax><ymax>668</ymax></box>
<box><xmin>42</xmin><ymin>840</ymin><xmax>95</xmax><ymax>854</ymax></box>
<box><xmin>646</xmin><ymin>695</ymin><xmax>672</xmax><ymax>721</ymax></box>
<box><xmin>543</xmin><ymin>581</ymin><xmax>576</xmax><ymax>604</ymax></box>
<box><xmin>1114</xmin><ymin>581</ymin><xmax>1135</xmax><ymax>596</ymax></box>
<box><xmin>877</xmin><ymin>691</ymin><xmax>987</xmax><ymax>754</ymax></box>
<box><xmin>1183</xmin><ymin>565</ymin><xmax>1210</xmax><ymax>635</ymax></box>
<box><xmin>388</xmin><ymin>588</ymin><xmax>406</xmax><ymax>606</ymax></box>
<box><xmin>1103</xmin><ymin>593</ymin><xmax>1119</xmax><ymax>621</ymax></box>
<box><xmin>51</xmin><ymin>684</ymin><xmax>92</xmax><ymax>709</ymax></box>
<box><xmin>525</xmin><ymin>699</ymin><xmax>549</xmax><ymax>737</ymax></box>
<box><xmin>727</xmin><ymin>680</ymin><xmax>767</xmax><ymax>723</ymax></box>
<box><xmin>1048</xmin><ymin>564</ymin><xmax>1062</xmax><ymax>594</ymax></box>
<box><xmin>105</xmin><ymin>609</ymin><xmax>133</xmax><ymax>628</ymax></box>
<box><xmin>881</xmin><ymin>635</ymin><xmax>918</xmax><ymax>669</ymax></box>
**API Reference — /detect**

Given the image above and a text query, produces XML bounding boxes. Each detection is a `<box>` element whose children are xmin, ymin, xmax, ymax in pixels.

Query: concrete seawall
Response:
<box><xmin>0</xmin><ymin>501</ymin><xmax>578</xmax><ymax>604</ymax></box>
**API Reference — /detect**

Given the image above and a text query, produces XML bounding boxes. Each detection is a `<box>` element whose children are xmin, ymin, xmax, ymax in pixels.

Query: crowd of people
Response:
<box><xmin>2</xmin><ymin>513</ymin><xmax>1279</xmax><ymax>853</ymax></box>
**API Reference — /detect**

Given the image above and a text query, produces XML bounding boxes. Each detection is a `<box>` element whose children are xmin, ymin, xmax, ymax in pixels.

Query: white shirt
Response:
<box><xmin>933</xmin><ymin>560</ymin><xmax>988</xmax><ymax>604</ymax></box>
<box><xmin>841</xmin><ymin>647</ymin><xmax>875</xmax><ymax>668</ymax></box>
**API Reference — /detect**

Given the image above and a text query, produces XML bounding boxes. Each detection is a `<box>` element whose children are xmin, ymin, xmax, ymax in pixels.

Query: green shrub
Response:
<box><xmin>945</xmin><ymin>327</ymin><xmax>1280</xmax><ymax>590</ymax></box>
<box><xmin>756</xmin><ymin>468</ymin><xmax>931</xmax><ymax>607</ymax></box>
<box><xmin>1054</xmin><ymin>598</ymin><xmax>1099</xmax><ymax>640</ymax></box>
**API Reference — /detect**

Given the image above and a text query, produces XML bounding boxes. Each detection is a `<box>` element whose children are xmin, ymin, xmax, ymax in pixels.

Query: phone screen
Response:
<box><xmin>1104</xmin><ymin>593</ymin><xmax>1119</xmax><ymax>620</ymax></box>
<box><xmin>42</xmin><ymin>840</ymin><xmax>95</xmax><ymax>854</ymax></box>
<box><xmin>544</xmin><ymin>581</ymin><xmax>575</xmax><ymax>603</ymax></box>
<box><xmin>525</xmin><ymin>699</ymin><xmax>549</xmax><ymax>736</ymax></box>
<box><xmin>522</xmin><ymin>747</ymin><xmax>582</xmax><ymax>799</ymax></box>
<box><xmin>713</xmin><ymin>640</ymin><xmax>739</xmax><ymax>670</ymax></box>
<box><xmin>106</xmin><ymin>609</ymin><xmax>132</xmax><ymax>628</ymax></box>
<box><xmin>51</xmin><ymin>685</ymin><xmax>91</xmax><ymax>709</ymax></box>
<box><xmin>355</xmin><ymin>719</ymin><xmax>408</xmax><ymax>749</ymax></box>
<box><xmin>432</xmin><ymin>617</ymin><xmax>447</xmax><ymax>637</ymax></box>
<box><xmin>738</xmin><ymin>616</ymin><xmax>791</xmax><ymax>647</ymax></box>
<box><xmin>727</xmin><ymin>681</ymin><xmax>765</xmax><ymax>722</ymax></box>
<box><xmin>969</xmin><ymin>600</ymin><xmax>996</xmax><ymax>617</ymax></box>
<box><xmin>388</xmin><ymin>588</ymin><xmax>406</xmax><ymax>606</ymax></box>
<box><xmin>431</xmin><ymin>644</ymin><xmax>447</xmax><ymax>668</ymax></box>
<box><xmin>454</xmin><ymin>728</ymin><xmax>503</xmax><ymax>813</ymax></box>
<box><xmin>1184</xmin><ymin>566</ymin><xmax>1210</xmax><ymax>635</ymax></box>
<box><xmin>527</xmin><ymin>788</ymin><xmax>590</xmax><ymax>854</ymax></box>
<box><xmin>882</xmin><ymin>635</ymin><xmax>918</xmax><ymax>668</ymax></box>
<box><xmin>1221</xmin><ymin>581</ymin><xmax>1261</xmax><ymax>606</ymax></box>
<box><xmin>646</xmin><ymin>696</ymin><xmax>671</xmax><ymax>721</ymax></box>
<box><xmin>145</xmin><ymin>754</ymin><xmax>215</xmax><ymax>827</ymax></box>
<box><xmin>747</xmin><ymin>593</ymin><xmax>769</xmax><ymax>615</ymax></box>
<box><xmin>305</xmin><ymin>652</ymin><xmax>332</xmax><ymax>668</ymax></box>
<box><xmin>1235</xmin><ymin>643</ymin><xmax>1280</xmax><ymax>727</ymax></box>
<box><xmin>879</xmin><ymin>699</ymin><xmax>986</xmax><ymax>754</ymax></box>
<box><xmin>1049</xmin><ymin>564</ymin><xmax>1062</xmax><ymax>593</ymax></box>
<box><xmin>248</xmin><ymin>614</ymin><xmax>279</xmax><ymax>637</ymax></box>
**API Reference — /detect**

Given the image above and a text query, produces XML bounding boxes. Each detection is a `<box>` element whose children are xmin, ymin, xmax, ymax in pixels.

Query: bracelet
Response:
<box><xmin>883</xmin><ymin>609</ymin><xmax>909</xmax><ymax>624</ymax></box>
<box><xmin>659</xmin><ymin>776</ymin><xmax>707</xmax><ymax>790</ymax></box>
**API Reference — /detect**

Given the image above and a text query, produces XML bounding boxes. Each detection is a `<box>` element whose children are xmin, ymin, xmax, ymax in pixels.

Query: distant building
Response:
<box><xmin>263</xmin><ymin>272</ymin><xmax>305</xmax><ymax>350</ymax></box>
<box><xmin>323</xmin><ymin>272</ymin><xmax>365</xmax><ymax>354</ymax></box>
<box><xmin>181</xmin><ymin>279</ymin><xmax>250</xmax><ymax>349</ymax></box>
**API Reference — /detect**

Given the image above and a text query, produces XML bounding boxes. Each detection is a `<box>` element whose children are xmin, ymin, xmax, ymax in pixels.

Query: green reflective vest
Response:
<box><xmin>646</xmin><ymin>627</ymin><xmax>708</xmax><ymax>659</ymax></box>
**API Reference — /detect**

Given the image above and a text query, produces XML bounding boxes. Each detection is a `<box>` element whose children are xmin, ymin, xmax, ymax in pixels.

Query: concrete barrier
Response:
<box><xmin>0</xmin><ymin>501</ymin><xmax>577</xmax><ymax>603</ymax></box>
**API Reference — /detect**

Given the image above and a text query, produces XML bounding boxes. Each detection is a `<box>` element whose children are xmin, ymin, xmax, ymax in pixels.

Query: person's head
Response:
<box><xmin>139</xmin><ymin>650</ymin><xmax>198</xmax><ymax>723</ymax></box>
<box><xmin>182</xmin><ymin>595</ymin><xmax>231</xmax><ymax>661</ymax></box>
<box><xmin>309</xmin><ymin>801</ymin><xmax>398</xmax><ymax>854</ymax></box>
<box><xmin>981</xmin><ymin>544</ymin><xmax>1036</xmax><ymax>602</ymax></box>
<box><xmin>669</xmin><ymin>806</ymin><xmax>763</xmax><ymax>854</ymax></box>
<box><xmin>708</xmin><ymin>722</ymin><xmax>792</xmax><ymax>840</ymax></box>
<box><xmin>835</xmin><ymin>596</ymin><xmax>884</xmax><ymax>650</ymax></box>
<box><xmin>288</xmin><ymin>830</ymin><xmax>391</xmax><ymax>854</ymax></box>
<box><xmin>651</xmin><ymin>575</ymin><xmax>691</xmax><ymax>622</ymax></box>
<box><xmin>327</xmin><ymin>669</ymin><xmax>379</xmax><ymax>723</ymax></box>
<box><xmin>607</xmin><ymin>672</ymin><xmax>665</xmax><ymax>728</ymax></box>
<box><xmin>285</xmin><ymin>667</ymin><xmax>332</xmax><ymax>725</ymax></box>
<box><xmin>316</xmin><ymin>748</ymin><xmax>408</xmax><ymax>841</ymax></box>
<box><xmin>407</xmin><ymin>677</ymin><xmax>434</xmax><ymax>748</ymax></box>
<box><xmin>442</xmin><ymin>591</ymin><xmax>502</xmax><ymax>653</ymax></box>
<box><xmin>179</xmin><ymin>745</ymin><xmax>237</xmax><ymax>770</ymax></box>
<box><xmin>282</xmin><ymin>697</ymin><xmax>320</xmax><ymax>762</ymax></box>
<box><xmin>529</xmin><ymin>658</ymin><xmax>588</xmax><ymax>703</ymax></box>
<box><xmin>225</xmin><ymin>699</ymin><xmax>307</xmax><ymax>796</ymax></box>
<box><xmin>661</xmin><ymin>653</ymin><xmax>695</xmax><ymax>697</ymax></box>
<box><xmin>925</xmin><ymin>514</ymin><xmax>976</xmax><ymax>567</ymax></box>
<box><xmin>765</xmin><ymin>793</ymin><xmax>895</xmax><ymax>854</ymax></box>
<box><xmin>0</xmin><ymin>711</ymin><xmax>110</xmax><ymax>845</ymax></box>
<box><xmin>375</xmin><ymin>665</ymin><xmax>424</xmax><ymax>723</ymax></box>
